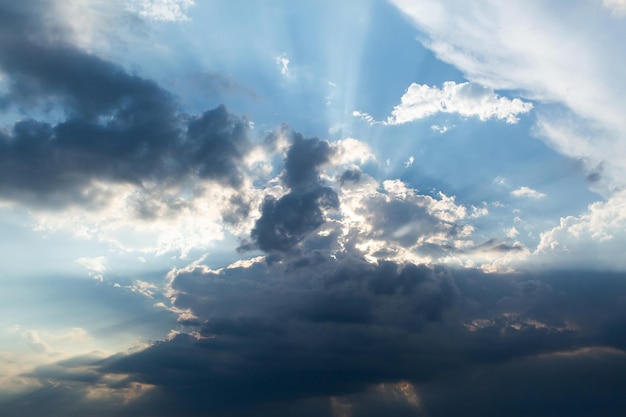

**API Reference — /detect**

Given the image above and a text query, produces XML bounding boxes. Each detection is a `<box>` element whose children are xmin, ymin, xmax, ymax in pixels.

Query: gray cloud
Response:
<box><xmin>6</xmin><ymin>267</ymin><xmax>626</xmax><ymax>417</ymax></box>
<box><xmin>246</xmin><ymin>133</ymin><xmax>339</xmax><ymax>253</ymax></box>
<box><xmin>0</xmin><ymin>1</ymin><xmax>251</xmax><ymax>209</ymax></box>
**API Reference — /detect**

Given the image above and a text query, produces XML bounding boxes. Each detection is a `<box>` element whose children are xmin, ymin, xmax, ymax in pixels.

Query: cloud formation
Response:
<box><xmin>511</xmin><ymin>186</ymin><xmax>546</xmax><ymax>199</ymax></box>
<box><xmin>389</xmin><ymin>0</ymin><xmax>626</xmax><ymax>193</ymax></box>
<box><xmin>124</xmin><ymin>0</ymin><xmax>196</xmax><ymax>22</ymax></box>
<box><xmin>2</xmin><ymin>2</ymin><xmax>626</xmax><ymax>417</ymax></box>
<box><xmin>354</xmin><ymin>81</ymin><xmax>532</xmax><ymax>125</ymax></box>
<box><xmin>5</xmin><ymin>264</ymin><xmax>626</xmax><ymax>417</ymax></box>
<box><xmin>603</xmin><ymin>0</ymin><xmax>626</xmax><ymax>17</ymax></box>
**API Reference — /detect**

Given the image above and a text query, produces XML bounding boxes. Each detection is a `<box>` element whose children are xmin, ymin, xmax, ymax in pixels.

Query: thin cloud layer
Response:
<box><xmin>124</xmin><ymin>0</ymin><xmax>196</xmax><ymax>22</ymax></box>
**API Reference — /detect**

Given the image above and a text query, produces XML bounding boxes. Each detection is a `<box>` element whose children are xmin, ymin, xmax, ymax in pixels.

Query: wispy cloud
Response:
<box><xmin>124</xmin><ymin>0</ymin><xmax>195</xmax><ymax>22</ymax></box>
<box><xmin>603</xmin><ymin>0</ymin><xmax>626</xmax><ymax>17</ymax></box>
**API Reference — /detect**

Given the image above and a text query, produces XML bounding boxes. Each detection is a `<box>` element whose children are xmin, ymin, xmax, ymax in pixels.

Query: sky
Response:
<box><xmin>1</xmin><ymin>0</ymin><xmax>626</xmax><ymax>416</ymax></box>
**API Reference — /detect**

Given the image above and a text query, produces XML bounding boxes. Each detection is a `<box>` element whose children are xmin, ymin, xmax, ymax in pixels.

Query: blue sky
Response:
<box><xmin>1</xmin><ymin>1</ymin><xmax>626</xmax><ymax>416</ymax></box>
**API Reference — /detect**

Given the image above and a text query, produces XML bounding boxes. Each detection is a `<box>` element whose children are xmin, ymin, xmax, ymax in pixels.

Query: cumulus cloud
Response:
<box><xmin>532</xmin><ymin>190</ymin><xmax>626</xmax><ymax>269</ymax></box>
<box><xmin>354</xmin><ymin>81</ymin><xmax>532</xmax><ymax>125</ymax></box>
<box><xmin>511</xmin><ymin>186</ymin><xmax>546</xmax><ymax>199</ymax></box>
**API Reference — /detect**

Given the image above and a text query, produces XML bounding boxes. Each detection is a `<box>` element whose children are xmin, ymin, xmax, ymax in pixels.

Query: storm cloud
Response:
<box><xmin>0</xmin><ymin>0</ymin><xmax>251</xmax><ymax>208</ymax></box>
<box><xmin>5</xmin><ymin>265</ymin><xmax>626</xmax><ymax>417</ymax></box>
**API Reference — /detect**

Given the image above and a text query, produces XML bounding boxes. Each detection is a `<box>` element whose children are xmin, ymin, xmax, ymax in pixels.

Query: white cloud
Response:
<box><xmin>506</xmin><ymin>227</ymin><xmax>519</xmax><ymax>238</ymax></box>
<box><xmin>430</xmin><ymin>124</ymin><xmax>451</xmax><ymax>134</ymax></box>
<box><xmin>386</xmin><ymin>0</ymin><xmax>626</xmax><ymax>271</ymax></box>
<box><xmin>404</xmin><ymin>156</ymin><xmax>415</xmax><ymax>168</ymax></box>
<box><xmin>511</xmin><ymin>186</ymin><xmax>546</xmax><ymax>199</ymax></box>
<box><xmin>493</xmin><ymin>176</ymin><xmax>508</xmax><ymax>186</ymax></box>
<box><xmin>330</xmin><ymin>138</ymin><xmax>377</xmax><ymax>165</ymax></box>
<box><xmin>22</xmin><ymin>330</ymin><xmax>51</xmax><ymax>354</ymax></box>
<box><xmin>470</xmin><ymin>204</ymin><xmax>489</xmax><ymax>218</ymax></box>
<box><xmin>124</xmin><ymin>0</ymin><xmax>195</xmax><ymax>21</ymax></box>
<box><xmin>276</xmin><ymin>54</ymin><xmax>290</xmax><ymax>76</ymax></box>
<box><xmin>603</xmin><ymin>0</ymin><xmax>626</xmax><ymax>16</ymax></box>
<box><xmin>355</xmin><ymin>81</ymin><xmax>532</xmax><ymax>125</ymax></box>
<box><xmin>532</xmin><ymin>190</ymin><xmax>626</xmax><ymax>269</ymax></box>
<box><xmin>389</xmin><ymin>0</ymin><xmax>626</xmax><ymax>193</ymax></box>
<box><xmin>352</xmin><ymin>110</ymin><xmax>376</xmax><ymax>125</ymax></box>
<box><xmin>75</xmin><ymin>256</ymin><xmax>107</xmax><ymax>273</ymax></box>
<box><xmin>32</xmin><ymin>178</ymin><xmax>267</xmax><ymax>257</ymax></box>
<box><xmin>337</xmin><ymin>176</ymin><xmax>494</xmax><ymax>267</ymax></box>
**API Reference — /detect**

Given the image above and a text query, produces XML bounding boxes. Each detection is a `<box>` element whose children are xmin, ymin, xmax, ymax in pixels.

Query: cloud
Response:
<box><xmin>124</xmin><ymin>0</ymin><xmax>195</xmax><ymax>22</ymax></box>
<box><xmin>75</xmin><ymin>256</ymin><xmax>107</xmax><ymax>281</ymax></box>
<box><xmin>389</xmin><ymin>0</ymin><xmax>626</xmax><ymax>194</ymax></box>
<box><xmin>3</xmin><ymin>2</ymin><xmax>626</xmax><ymax>416</ymax></box>
<box><xmin>75</xmin><ymin>256</ymin><xmax>107</xmax><ymax>274</ymax></box>
<box><xmin>532</xmin><ymin>190</ymin><xmax>626</xmax><ymax>269</ymax></box>
<box><xmin>511</xmin><ymin>186</ymin><xmax>546</xmax><ymax>199</ymax></box>
<box><xmin>94</xmin><ymin>255</ymin><xmax>461</xmax><ymax>415</ymax></box>
<box><xmin>506</xmin><ymin>227</ymin><xmax>519</xmax><ymax>239</ymax></box>
<box><xmin>7</xmin><ymin>267</ymin><xmax>626</xmax><ymax>416</ymax></box>
<box><xmin>22</xmin><ymin>330</ymin><xmax>52</xmax><ymax>354</ymax></box>
<box><xmin>242</xmin><ymin>132</ymin><xmax>340</xmax><ymax>253</ymax></box>
<box><xmin>0</xmin><ymin>0</ymin><xmax>268</xmax><ymax>255</ymax></box>
<box><xmin>603</xmin><ymin>0</ymin><xmax>626</xmax><ymax>16</ymax></box>
<box><xmin>276</xmin><ymin>53</ymin><xmax>290</xmax><ymax>76</ymax></box>
<box><xmin>392</xmin><ymin>0</ymin><xmax>626</xmax><ymax>269</ymax></box>
<box><xmin>354</xmin><ymin>81</ymin><xmax>532</xmax><ymax>125</ymax></box>
<box><xmin>0</xmin><ymin>1</ymin><xmax>253</xmax><ymax>211</ymax></box>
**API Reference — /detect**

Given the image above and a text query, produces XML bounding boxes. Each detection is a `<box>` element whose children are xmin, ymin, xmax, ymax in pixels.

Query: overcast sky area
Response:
<box><xmin>1</xmin><ymin>0</ymin><xmax>626</xmax><ymax>416</ymax></box>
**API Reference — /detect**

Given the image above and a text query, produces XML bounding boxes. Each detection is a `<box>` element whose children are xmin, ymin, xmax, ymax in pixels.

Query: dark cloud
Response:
<box><xmin>419</xmin><ymin>347</ymin><xmax>626</xmax><ymax>417</ymax></box>
<box><xmin>251</xmin><ymin>187</ymin><xmax>339</xmax><ymax>252</ymax></box>
<box><xmin>246</xmin><ymin>133</ymin><xmax>339</xmax><ymax>253</ymax></box>
<box><xmin>339</xmin><ymin>167</ymin><xmax>362</xmax><ymax>185</ymax></box>
<box><xmin>6</xmin><ymin>267</ymin><xmax>626</xmax><ymax>416</ymax></box>
<box><xmin>283</xmin><ymin>133</ymin><xmax>333</xmax><ymax>189</ymax></box>
<box><xmin>0</xmin><ymin>1</ymin><xmax>251</xmax><ymax>208</ymax></box>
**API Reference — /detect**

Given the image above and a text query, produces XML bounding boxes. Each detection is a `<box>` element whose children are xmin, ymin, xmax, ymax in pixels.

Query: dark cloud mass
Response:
<box><xmin>249</xmin><ymin>133</ymin><xmax>339</xmax><ymax>252</ymax></box>
<box><xmin>0</xmin><ymin>1</ymin><xmax>250</xmax><ymax>208</ymax></box>
<box><xmin>5</xmin><ymin>265</ymin><xmax>626</xmax><ymax>417</ymax></box>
